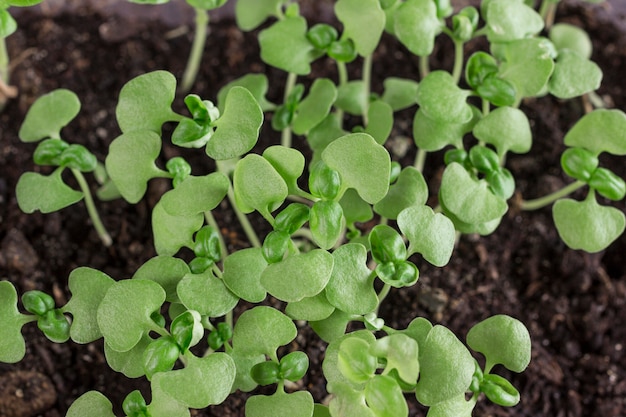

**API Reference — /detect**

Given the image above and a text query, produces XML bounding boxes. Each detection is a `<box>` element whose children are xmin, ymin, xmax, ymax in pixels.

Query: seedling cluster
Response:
<box><xmin>2</xmin><ymin>0</ymin><xmax>625</xmax><ymax>416</ymax></box>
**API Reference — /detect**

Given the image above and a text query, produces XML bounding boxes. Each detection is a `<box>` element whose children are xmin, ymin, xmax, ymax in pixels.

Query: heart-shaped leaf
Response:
<box><xmin>416</xmin><ymin>71</ymin><xmax>472</xmax><ymax>124</ymax></box>
<box><xmin>412</xmin><ymin>106</ymin><xmax>479</xmax><ymax>151</ymax></box>
<box><xmin>310</xmin><ymin>310</ymin><xmax>353</xmax><ymax>343</ymax></box>
<box><xmin>259</xmin><ymin>17</ymin><xmax>317</xmax><ymax>75</ymax></box>
<box><xmin>207</xmin><ymin>87</ymin><xmax>263</xmax><ymax>160</ymax></box>
<box><xmin>549</xmin><ymin>50</ymin><xmax>602</xmax><ymax>99</ymax></box>
<box><xmin>398</xmin><ymin>205</ymin><xmax>456</xmax><ymax>267</ymax></box>
<box><xmin>370</xmin><ymin>334</ymin><xmax>419</xmax><ymax>384</ymax></box>
<box><xmin>381</xmin><ymin>77</ymin><xmax>419</xmax><ymax>111</ymax></box>
<box><xmin>62</xmin><ymin>267</ymin><xmax>115</xmax><ymax>344</ymax></box>
<box><xmin>97</xmin><ymin>279</ymin><xmax>166</xmax><ymax>352</ymax></box>
<box><xmin>292</xmin><ymin>78</ymin><xmax>337</xmax><ymax>135</ymax></box>
<box><xmin>152</xmin><ymin>202</ymin><xmax>204</xmax><ymax>256</ymax></box>
<box><xmin>177</xmin><ymin>270</ymin><xmax>239</xmax><ymax>317</ymax></box>
<box><xmin>235</xmin><ymin>0</ymin><xmax>288</xmax><ymax>31</ymax></box>
<box><xmin>466</xmin><ymin>314</ymin><xmax>531</xmax><ymax>373</ymax></box>
<box><xmin>116</xmin><ymin>71</ymin><xmax>180</xmax><ymax>134</ymax></box>
<box><xmin>232</xmin><ymin>306</ymin><xmax>297</xmax><ymax>358</ymax></box>
<box><xmin>160</xmin><ymin>173</ymin><xmax>229</xmax><ymax>216</ymax></box>
<box><xmin>564</xmin><ymin>109</ymin><xmax>626</xmax><ymax>156</ymax></box>
<box><xmin>365</xmin><ymin>100</ymin><xmax>393</xmax><ymax>145</ymax></box>
<box><xmin>393</xmin><ymin>0</ymin><xmax>440</xmax><ymax>57</ymax></box>
<box><xmin>156</xmin><ymin>353</ymin><xmax>236</xmax><ymax>408</ymax></box>
<box><xmin>328</xmin><ymin>381</ymin><xmax>375</xmax><ymax>417</ymax></box>
<box><xmin>374</xmin><ymin>167</ymin><xmax>428</xmax><ymax>219</ymax></box>
<box><xmin>19</xmin><ymin>89</ymin><xmax>80</xmax><ymax>142</ymax></box>
<box><xmin>335</xmin><ymin>0</ymin><xmax>385</xmax><ymax>57</ymax></box>
<box><xmin>132</xmin><ymin>256</ymin><xmax>190</xmax><ymax>303</ymax></box>
<box><xmin>498</xmin><ymin>38</ymin><xmax>555</xmax><ymax>100</ymax></box>
<box><xmin>322</xmin><ymin>133</ymin><xmax>390</xmax><ymax>204</ymax></box>
<box><xmin>104</xmin><ymin>334</ymin><xmax>152</xmax><ymax>378</ymax></box>
<box><xmin>339</xmin><ymin>189</ymin><xmax>373</xmax><ymax>226</ymax></box>
<box><xmin>549</xmin><ymin>23</ymin><xmax>592</xmax><ymax>59</ymax></box>
<box><xmin>0</xmin><ymin>281</ymin><xmax>29</xmax><ymax>363</ymax></box>
<box><xmin>246</xmin><ymin>390</ymin><xmax>314</xmax><ymax>417</ymax></box>
<box><xmin>16</xmin><ymin>169</ymin><xmax>83</xmax><ymax>213</ymax></box>
<box><xmin>217</xmin><ymin>73</ymin><xmax>274</xmax><ymax>112</ymax></box>
<box><xmin>484</xmin><ymin>0</ymin><xmax>543</xmax><ymax>43</ymax></box>
<box><xmin>335</xmin><ymin>80</ymin><xmax>368</xmax><ymax>116</ymax></box>
<box><xmin>325</xmin><ymin>244</ymin><xmax>378</xmax><ymax>315</ymax></box>
<box><xmin>147</xmin><ymin>377</ymin><xmax>191</xmax><ymax>417</ymax></box>
<box><xmin>66</xmin><ymin>391</ymin><xmax>116</xmax><ymax>417</ymax></box>
<box><xmin>553</xmin><ymin>195</ymin><xmax>626</xmax><ymax>253</ymax></box>
<box><xmin>261</xmin><ymin>250</ymin><xmax>334</xmax><ymax>302</ymax></box>
<box><xmin>472</xmin><ymin>106</ymin><xmax>532</xmax><ymax>156</ymax></box>
<box><xmin>262</xmin><ymin>146</ymin><xmax>306</xmax><ymax>195</ymax></box>
<box><xmin>285</xmin><ymin>292</ymin><xmax>335</xmax><ymax>321</ymax></box>
<box><xmin>222</xmin><ymin>248</ymin><xmax>268</xmax><ymax>303</ymax></box>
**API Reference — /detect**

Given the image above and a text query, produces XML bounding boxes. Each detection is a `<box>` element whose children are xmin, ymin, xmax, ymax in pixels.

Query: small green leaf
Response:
<box><xmin>66</xmin><ymin>391</ymin><xmax>116</xmax><ymax>417</ymax></box>
<box><xmin>104</xmin><ymin>335</ymin><xmax>151</xmax><ymax>378</ymax></box>
<box><xmin>549</xmin><ymin>23</ymin><xmax>593</xmax><ymax>59</ymax></box>
<box><xmin>157</xmin><ymin>353</ymin><xmax>236</xmax><ymax>408</ymax></box>
<box><xmin>259</xmin><ymin>17</ymin><xmax>317</xmax><ymax>75</ymax></box>
<box><xmin>480</xmin><ymin>374</ymin><xmax>520</xmax><ymax>407</ymax></box>
<box><xmin>229</xmin><ymin>349</ymin><xmax>266</xmax><ymax>393</ymax></box>
<box><xmin>132</xmin><ymin>256</ymin><xmax>190</xmax><ymax>303</ymax></box>
<box><xmin>393</xmin><ymin>0</ymin><xmax>440</xmax><ymax>57</ymax></box>
<box><xmin>62</xmin><ymin>267</ymin><xmax>115</xmax><ymax>344</ymax></box>
<box><xmin>339</xmin><ymin>189</ymin><xmax>374</xmax><ymax>226</ymax></box>
<box><xmin>369</xmin><ymin>225</ymin><xmax>406</xmax><ymax>264</ymax></box>
<box><xmin>553</xmin><ymin>195</ymin><xmax>626</xmax><ymax>253</ymax></box>
<box><xmin>106</xmin><ymin>130</ymin><xmax>167</xmax><ymax>204</ymax></box>
<box><xmin>322</xmin><ymin>133</ymin><xmax>390</xmax><ymax>204</ymax></box>
<box><xmin>398</xmin><ymin>205</ymin><xmax>455</xmax><ymax>267</ymax></box>
<box><xmin>416</xmin><ymin>71</ymin><xmax>472</xmax><ymax>124</ymax></box>
<box><xmin>472</xmin><ymin>106</ymin><xmax>532</xmax><ymax>156</ymax></box>
<box><xmin>177</xmin><ymin>270</ymin><xmax>238</xmax><ymax>317</ymax></box>
<box><xmin>498</xmin><ymin>38</ymin><xmax>555</xmax><ymax>100</ymax></box>
<box><xmin>97</xmin><ymin>279</ymin><xmax>166</xmax><ymax>352</ymax></box>
<box><xmin>292</xmin><ymin>78</ymin><xmax>337</xmax><ymax>135</ymax></box>
<box><xmin>324</xmin><ymin>330</ymin><xmax>376</xmax><ymax>385</ymax></box>
<box><xmin>328</xmin><ymin>382</ymin><xmax>375</xmax><ymax>417</ymax></box>
<box><xmin>246</xmin><ymin>391</ymin><xmax>314</xmax><ymax>417</ymax></box>
<box><xmin>364</xmin><ymin>374</ymin><xmax>408</xmax><ymax>417</ymax></box>
<box><xmin>262</xmin><ymin>146</ymin><xmax>306</xmax><ymax>195</ymax></box>
<box><xmin>412</xmin><ymin>106</ymin><xmax>478</xmax><ymax>151</ymax></box>
<box><xmin>261</xmin><ymin>250</ymin><xmax>334</xmax><ymax>302</ymax></box>
<box><xmin>235</xmin><ymin>0</ymin><xmax>288</xmax><ymax>31</ymax></box>
<box><xmin>485</xmin><ymin>0</ymin><xmax>543</xmax><ymax>43</ymax></box>
<box><xmin>152</xmin><ymin>202</ymin><xmax>204</xmax><ymax>256</ymax></box>
<box><xmin>19</xmin><ymin>89</ymin><xmax>80</xmax><ymax>142</ymax></box>
<box><xmin>160</xmin><ymin>173</ymin><xmax>229</xmax><ymax>216</ymax></box>
<box><xmin>335</xmin><ymin>80</ymin><xmax>368</xmax><ymax>116</ymax></box>
<box><xmin>232</xmin><ymin>306</ymin><xmax>297</xmax><ymax>357</ymax></box>
<box><xmin>589</xmin><ymin>168</ymin><xmax>626</xmax><ymax>201</ymax></box>
<box><xmin>310</xmin><ymin>310</ymin><xmax>352</xmax><ymax>343</ymax></box>
<box><xmin>307</xmin><ymin>114</ymin><xmax>348</xmax><ymax>157</ymax></box>
<box><xmin>560</xmin><ymin>147</ymin><xmax>599</xmax><ymax>182</ymax></box>
<box><xmin>0</xmin><ymin>281</ymin><xmax>28</xmax><ymax>363</ymax></box>
<box><xmin>564</xmin><ymin>109</ymin><xmax>626</xmax><ymax>156</ymax></box>
<box><xmin>365</xmin><ymin>100</ymin><xmax>393</xmax><ymax>145</ymax></box>
<box><xmin>233</xmin><ymin>154</ymin><xmax>288</xmax><ymax>219</ymax></box>
<box><xmin>285</xmin><ymin>292</ymin><xmax>335</xmax><ymax>321</ymax></box>
<box><xmin>222</xmin><ymin>248</ymin><xmax>268</xmax><ymax>303</ymax></box>
<box><xmin>207</xmin><ymin>87</ymin><xmax>263</xmax><ymax>160</ymax></box>
<box><xmin>370</xmin><ymin>334</ymin><xmax>419</xmax><ymax>384</ymax></box>
<box><xmin>335</xmin><ymin>0</ymin><xmax>386</xmax><ymax>56</ymax></box>
<box><xmin>116</xmin><ymin>70</ymin><xmax>179</xmax><ymax>134</ymax></box>
<box><xmin>217</xmin><ymin>74</ymin><xmax>274</xmax><ymax>112</ymax></box>
<box><xmin>309</xmin><ymin>200</ymin><xmax>344</xmax><ymax>250</ymax></box>
<box><xmin>381</xmin><ymin>77</ymin><xmax>419</xmax><ymax>111</ymax></box>
<box><xmin>338</xmin><ymin>337</ymin><xmax>377</xmax><ymax>384</ymax></box>
<box><xmin>466</xmin><ymin>314</ymin><xmax>531</xmax><ymax>373</ymax></box>
<box><xmin>250</xmin><ymin>360</ymin><xmax>280</xmax><ymax>386</ymax></box>
<box><xmin>143</xmin><ymin>336</ymin><xmax>180</xmax><ymax>379</ymax></box>
<box><xmin>148</xmin><ymin>376</ymin><xmax>191</xmax><ymax>417</ymax></box>
<box><xmin>549</xmin><ymin>50</ymin><xmax>602</xmax><ymax>99</ymax></box>
<box><xmin>374</xmin><ymin>167</ymin><xmax>428</xmax><ymax>219</ymax></box>
<box><xmin>16</xmin><ymin>169</ymin><xmax>83</xmax><ymax>214</ymax></box>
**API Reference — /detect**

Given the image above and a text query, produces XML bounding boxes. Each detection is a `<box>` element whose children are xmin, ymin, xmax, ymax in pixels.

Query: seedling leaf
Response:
<box><xmin>335</xmin><ymin>0</ymin><xmax>385</xmax><ymax>57</ymax></box>
<box><xmin>374</xmin><ymin>167</ymin><xmax>428</xmax><ymax>219</ymax></box>
<box><xmin>235</xmin><ymin>0</ymin><xmax>287</xmax><ymax>31</ymax></box>
<box><xmin>364</xmin><ymin>374</ymin><xmax>408</xmax><ymax>417</ymax></box>
<box><xmin>217</xmin><ymin>74</ymin><xmax>274</xmax><ymax>112</ymax></box>
<box><xmin>152</xmin><ymin>202</ymin><xmax>204</xmax><ymax>256</ymax></box>
<box><xmin>398</xmin><ymin>205</ymin><xmax>455</xmax><ymax>267</ymax></box>
<box><xmin>259</xmin><ymin>17</ymin><xmax>316</xmax><ymax>75</ymax></box>
<box><xmin>549</xmin><ymin>23</ymin><xmax>592</xmax><ymax>59</ymax></box>
<box><xmin>208</xmin><ymin>87</ymin><xmax>263</xmax><ymax>160</ymax></box>
<box><xmin>472</xmin><ymin>106</ymin><xmax>532</xmax><ymax>156</ymax></box>
<box><xmin>0</xmin><ymin>281</ymin><xmax>28</xmax><ymax>363</ymax></box>
<box><xmin>370</xmin><ymin>334</ymin><xmax>419</xmax><ymax>384</ymax></box>
<box><xmin>426</xmin><ymin>394</ymin><xmax>474</xmax><ymax>417</ymax></box>
<box><xmin>177</xmin><ymin>270</ymin><xmax>239</xmax><ymax>317</ymax></box>
<box><xmin>498</xmin><ymin>38</ymin><xmax>555</xmax><ymax>100</ymax></box>
<box><xmin>132</xmin><ymin>256</ymin><xmax>190</xmax><ymax>303</ymax></box>
<box><xmin>285</xmin><ymin>292</ymin><xmax>335</xmax><ymax>321</ymax></box>
<box><xmin>16</xmin><ymin>169</ymin><xmax>83</xmax><ymax>213</ymax></box>
<box><xmin>233</xmin><ymin>154</ymin><xmax>288</xmax><ymax>219</ymax></box>
<box><xmin>104</xmin><ymin>334</ymin><xmax>151</xmax><ymax>378</ymax></box>
<box><xmin>19</xmin><ymin>89</ymin><xmax>80</xmax><ymax>142</ymax></box>
<box><xmin>549</xmin><ymin>50</ymin><xmax>602</xmax><ymax>99</ymax></box>
<box><xmin>393</xmin><ymin>0</ymin><xmax>440</xmax><ymax>57</ymax></box>
<box><xmin>365</xmin><ymin>100</ymin><xmax>393</xmax><ymax>145</ymax></box>
<box><xmin>412</xmin><ymin>106</ymin><xmax>479</xmax><ymax>151</ymax></box>
<box><xmin>262</xmin><ymin>146</ymin><xmax>306</xmax><ymax>195</ymax></box>
<box><xmin>484</xmin><ymin>0</ymin><xmax>543</xmax><ymax>43</ymax></box>
<box><xmin>416</xmin><ymin>71</ymin><xmax>472</xmax><ymax>124</ymax></box>
<box><xmin>292</xmin><ymin>78</ymin><xmax>337</xmax><ymax>135</ymax></box>
<box><xmin>564</xmin><ymin>109</ymin><xmax>626</xmax><ymax>156</ymax></box>
<box><xmin>335</xmin><ymin>80</ymin><xmax>368</xmax><ymax>116</ymax></box>
<box><xmin>66</xmin><ymin>391</ymin><xmax>116</xmax><ymax>417</ymax></box>
<box><xmin>381</xmin><ymin>77</ymin><xmax>419</xmax><ymax>111</ymax></box>
<box><xmin>0</xmin><ymin>9</ymin><xmax>17</xmax><ymax>38</ymax></box>
<box><xmin>232</xmin><ymin>306</ymin><xmax>297</xmax><ymax>357</ymax></box>
<box><xmin>161</xmin><ymin>173</ymin><xmax>229</xmax><ymax>216</ymax></box>
<box><xmin>246</xmin><ymin>390</ymin><xmax>314</xmax><ymax>417</ymax></box>
<box><xmin>222</xmin><ymin>248</ymin><xmax>268</xmax><ymax>303</ymax></box>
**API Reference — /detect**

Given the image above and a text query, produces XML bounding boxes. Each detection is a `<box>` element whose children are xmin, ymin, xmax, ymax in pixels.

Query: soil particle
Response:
<box><xmin>0</xmin><ymin>371</ymin><xmax>57</xmax><ymax>417</ymax></box>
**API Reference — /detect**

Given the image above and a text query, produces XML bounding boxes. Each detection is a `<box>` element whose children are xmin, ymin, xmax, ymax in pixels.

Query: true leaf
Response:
<box><xmin>338</xmin><ymin>337</ymin><xmax>377</xmax><ymax>384</ymax></box>
<box><xmin>19</xmin><ymin>89</ymin><xmax>80</xmax><ymax>142</ymax></box>
<box><xmin>232</xmin><ymin>306</ymin><xmax>297</xmax><ymax>357</ymax></box>
<box><xmin>246</xmin><ymin>391</ymin><xmax>314</xmax><ymax>417</ymax></box>
<box><xmin>132</xmin><ymin>256</ymin><xmax>190</xmax><ymax>303</ymax></box>
<box><xmin>106</xmin><ymin>130</ymin><xmax>167</xmax><ymax>204</ymax></box>
<box><xmin>484</xmin><ymin>0</ymin><xmax>543</xmax><ymax>43</ymax></box>
<box><xmin>160</xmin><ymin>173</ymin><xmax>229</xmax><ymax>216</ymax></box>
<box><xmin>416</xmin><ymin>71</ymin><xmax>472</xmax><ymax>124</ymax></box>
<box><xmin>229</xmin><ymin>349</ymin><xmax>266</xmax><ymax>393</ymax></box>
<box><xmin>393</xmin><ymin>0</ymin><xmax>440</xmax><ymax>57</ymax></box>
<box><xmin>549</xmin><ymin>50</ymin><xmax>602</xmax><ymax>99</ymax></box>
<box><xmin>374</xmin><ymin>167</ymin><xmax>428</xmax><ymax>219</ymax></box>
<box><xmin>335</xmin><ymin>0</ymin><xmax>385</xmax><ymax>56</ymax></box>
<box><xmin>380</xmin><ymin>77</ymin><xmax>419</xmax><ymax>111</ymax></box>
<box><xmin>157</xmin><ymin>353</ymin><xmax>236</xmax><ymax>408</ymax></box>
<box><xmin>292</xmin><ymin>78</ymin><xmax>337</xmax><ymax>135</ymax></box>
<box><xmin>309</xmin><ymin>200</ymin><xmax>344</xmax><ymax>250</ymax></box>
<box><xmin>0</xmin><ymin>281</ymin><xmax>28</xmax><ymax>363</ymax></box>
<box><xmin>564</xmin><ymin>109</ymin><xmax>626</xmax><ymax>156</ymax></box>
<box><xmin>260</xmin><ymin>250</ymin><xmax>334</xmax><ymax>302</ymax></box>
<box><xmin>259</xmin><ymin>17</ymin><xmax>316</xmax><ymax>75</ymax></box>
<box><xmin>177</xmin><ymin>270</ymin><xmax>239</xmax><ymax>317</ymax></box>
<box><xmin>322</xmin><ymin>133</ymin><xmax>390</xmax><ymax>204</ymax></box>
<box><xmin>66</xmin><ymin>391</ymin><xmax>116</xmax><ymax>417</ymax></box>
<box><xmin>553</xmin><ymin>195</ymin><xmax>626</xmax><ymax>253</ymax></box>
<box><xmin>235</xmin><ymin>0</ymin><xmax>288</xmax><ymax>31</ymax></box>
<box><xmin>398</xmin><ymin>205</ymin><xmax>455</xmax><ymax>267</ymax></box>
<box><xmin>325</xmin><ymin>244</ymin><xmax>378</xmax><ymax>315</ymax></box>
<box><xmin>62</xmin><ymin>267</ymin><xmax>115</xmax><ymax>344</ymax></box>
<box><xmin>472</xmin><ymin>106</ymin><xmax>532</xmax><ymax>156</ymax></box>
<box><xmin>207</xmin><ymin>86</ymin><xmax>263</xmax><ymax>160</ymax></box>
<box><xmin>152</xmin><ymin>202</ymin><xmax>204</xmax><ymax>256</ymax></box>
<box><xmin>323</xmin><ymin>330</ymin><xmax>376</xmax><ymax>387</ymax></box>
<box><xmin>16</xmin><ymin>169</ymin><xmax>83</xmax><ymax>213</ymax></box>
<box><xmin>466</xmin><ymin>314</ymin><xmax>531</xmax><ymax>373</ymax></box>
<box><xmin>97</xmin><ymin>279</ymin><xmax>166</xmax><ymax>352</ymax></box>
<box><xmin>116</xmin><ymin>70</ymin><xmax>180</xmax><ymax>133</ymax></box>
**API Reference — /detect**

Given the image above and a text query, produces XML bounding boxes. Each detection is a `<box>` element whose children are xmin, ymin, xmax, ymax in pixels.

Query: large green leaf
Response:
<box><xmin>261</xmin><ymin>250</ymin><xmax>334</xmax><ymax>302</ymax></box>
<box><xmin>246</xmin><ymin>391</ymin><xmax>314</xmax><ymax>417</ymax></box>
<box><xmin>177</xmin><ymin>270</ymin><xmax>239</xmax><ymax>317</ymax></box>
<box><xmin>232</xmin><ymin>306</ymin><xmax>296</xmax><ymax>357</ymax></box>
<box><xmin>16</xmin><ymin>169</ymin><xmax>83</xmax><ymax>213</ymax></box>
<box><xmin>0</xmin><ymin>281</ymin><xmax>28</xmax><ymax>363</ymax></box>
<box><xmin>66</xmin><ymin>391</ymin><xmax>116</xmax><ymax>417</ymax></box>
<box><xmin>259</xmin><ymin>17</ymin><xmax>316</xmax><ymax>75</ymax></box>
<box><xmin>222</xmin><ymin>248</ymin><xmax>268</xmax><ymax>303</ymax></box>
<box><xmin>132</xmin><ymin>256</ymin><xmax>190</xmax><ymax>303</ymax></box>
<box><xmin>19</xmin><ymin>89</ymin><xmax>80</xmax><ymax>142</ymax></box>
<box><xmin>374</xmin><ymin>167</ymin><xmax>428</xmax><ymax>219</ymax></box>
<box><xmin>564</xmin><ymin>109</ymin><xmax>626</xmax><ymax>156</ymax></box>
<box><xmin>322</xmin><ymin>133</ymin><xmax>390</xmax><ymax>204</ymax></box>
<box><xmin>335</xmin><ymin>0</ymin><xmax>385</xmax><ymax>56</ymax></box>
<box><xmin>472</xmin><ymin>106</ymin><xmax>531</xmax><ymax>156</ymax></box>
<box><xmin>160</xmin><ymin>173</ymin><xmax>229</xmax><ymax>216</ymax></box>
<box><xmin>549</xmin><ymin>50</ymin><xmax>602</xmax><ymax>99</ymax></box>
<box><xmin>484</xmin><ymin>0</ymin><xmax>543</xmax><ymax>43</ymax></box>
<box><xmin>416</xmin><ymin>71</ymin><xmax>472</xmax><ymax>124</ymax></box>
<box><xmin>152</xmin><ymin>202</ymin><xmax>204</xmax><ymax>256</ymax></box>
<box><xmin>498</xmin><ymin>38</ymin><xmax>555</xmax><ymax>100</ymax></box>
<box><xmin>207</xmin><ymin>87</ymin><xmax>263</xmax><ymax>160</ymax></box>
<box><xmin>292</xmin><ymin>78</ymin><xmax>337</xmax><ymax>135</ymax></box>
<box><xmin>393</xmin><ymin>0</ymin><xmax>440</xmax><ymax>57</ymax></box>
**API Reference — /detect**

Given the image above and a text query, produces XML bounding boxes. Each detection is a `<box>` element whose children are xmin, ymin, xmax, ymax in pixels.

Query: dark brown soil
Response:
<box><xmin>1</xmin><ymin>2</ymin><xmax>625</xmax><ymax>417</ymax></box>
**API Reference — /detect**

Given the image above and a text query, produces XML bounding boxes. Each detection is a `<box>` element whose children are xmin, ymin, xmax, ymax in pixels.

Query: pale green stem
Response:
<box><xmin>204</xmin><ymin>210</ymin><xmax>228</xmax><ymax>260</ymax></box>
<box><xmin>451</xmin><ymin>39</ymin><xmax>465</xmax><ymax>84</ymax></box>
<box><xmin>226</xmin><ymin>184</ymin><xmax>262</xmax><ymax>248</ymax></box>
<box><xmin>362</xmin><ymin>54</ymin><xmax>373</xmax><ymax>125</ymax></box>
<box><xmin>414</xmin><ymin>148</ymin><xmax>427</xmax><ymax>173</ymax></box>
<box><xmin>520</xmin><ymin>180</ymin><xmax>586</xmax><ymax>211</ymax></box>
<box><xmin>418</xmin><ymin>55</ymin><xmax>430</xmax><ymax>80</ymax></box>
<box><xmin>377</xmin><ymin>282</ymin><xmax>391</xmax><ymax>306</ymax></box>
<box><xmin>70</xmin><ymin>168</ymin><xmax>112</xmax><ymax>246</ymax></box>
<box><xmin>482</xmin><ymin>98</ymin><xmax>491</xmax><ymax>116</ymax></box>
<box><xmin>539</xmin><ymin>0</ymin><xmax>559</xmax><ymax>30</ymax></box>
<box><xmin>281</xmin><ymin>72</ymin><xmax>297</xmax><ymax>148</ymax></box>
<box><xmin>180</xmin><ymin>7</ymin><xmax>209</xmax><ymax>94</ymax></box>
<box><xmin>335</xmin><ymin>60</ymin><xmax>349</xmax><ymax>122</ymax></box>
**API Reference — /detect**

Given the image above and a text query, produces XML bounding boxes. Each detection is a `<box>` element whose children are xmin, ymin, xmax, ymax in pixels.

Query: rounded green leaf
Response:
<box><xmin>157</xmin><ymin>353</ymin><xmax>236</xmax><ymax>408</ymax></box>
<box><xmin>104</xmin><ymin>334</ymin><xmax>151</xmax><ymax>378</ymax></box>
<box><xmin>339</xmin><ymin>189</ymin><xmax>373</xmax><ymax>226</ymax></box>
<box><xmin>293</xmin><ymin>78</ymin><xmax>337</xmax><ymax>135</ymax></box>
<box><xmin>309</xmin><ymin>200</ymin><xmax>344</xmax><ymax>250</ymax></box>
<box><xmin>498</xmin><ymin>38</ymin><xmax>555</xmax><ymax>100</ymax></box>
<box><xmin>16</xmin><ymin>169</ymin><xmax>83</xmax><ymax>214</ymax></box>
<box><xmin>143</xmin><ymin>336</ymin><xmax>180</xmax><ymax>379</ymax></box>
<box><xmin>328</xmin><ymin>381</ymin><xmax>375</xmax><ymax>417</ymax></box>
<box><xmin>426</xmin><ymin>394</ymin><xmax>474</xmax><ymax>417</ymax></box>
<box><xmin>370</xmin><ymin>334</ymin><xmax>419</xmax><ymax>385</ymax></box>
<box><xmin>0</xmin><ymin>9</ymin><xmax>18</xmax><ymax>38</ymax></box>
<box><xmin>285</xmin><ymin>292</ymin><xmax>335</xmax><ymax>321</ymax></box>
<box><xmin>177</xmin><ymin>270</ymin><xmax>238</xmax><ymax>317</ymax></box>
<box><xmin>97</xmin><ymin>279</ymin><xmax>166</xmax><ymax>352</ymax></box>
<box><xmin>259</xmin><ymin>17</ymin><xmax>316</xmax><ymax>75</ymax></box>
<box><xmin>229</xmin><ymin>349</ymin><xmax>266</xmax><ymax>393</ymax></box>
<box><xmin>106</xmin><ymin>130</ymin><xmax>167</xmax><ymax>203</ymax></box>
<box><xmin>338</xmin><ymin>337</ymin><xmax>377</xmax><ymax>384</ymax></box>
<box><xmin>412</xmin><ymin>107</ymin><xmax>478</xmax><ymax>152</ymax></box>
<box><xmin>132</xmin><ymin>256</ymin><xmax>190</xmax><ymax>303</ymax></box>
<box><xmin>19</xmin><ymin>89</ymin><xmax>80</xmax><ymax>142</ymax></box>
<box><xmin>325</xmin><ymin>243</ymin><xmax>378</xmax><ymax>315</ymax></box>
<box><xmin>560</xmin><ymin>147</ymin><xmax>599</xmax><ymax>182</ymax></box>
<box><xmin>553</xmin><ymin>195</ymin><xmax>626</xmax><ymax>253</ymax></box>
<box><xmin>0</xmin><ymin>281</ymin><xmax>28</xmax><ymax>363</ymax></box>
<box><xmin>417</xmin><ymin>71</ymin><xmax>471</xmax><ymax>124</ymax></box>
<box><xmin>235</xmin><ymin>0</ymin><xmax>288</xmax><ymax>31</ymax></box>
<box><xmin>472</xmin><ymin>106</ymin><xmax>532</xmax><ymax>156</ymax></box>
<box><xmin>232</xmin><ymin>306</ymin><xmax>297</xmax><ymax>357</ymax></box>
<box><xmin>364</xmin><ymin>100</ymin><xmax>393</xmax><ymax>145</ymax></box>
<box><xmin>217</xmin><ymin>73</ymin><xmax>274</xmax><ymax>113</ymax></box>
<box><xmin>233</xmin><ymin>154</ymin><xmax>288</xmax><ymax>218</ymax></box>
<box><xmin>322</xmin><ymin>133</ymin><xmax>390</xmax><ymax>204</ymax></box>
<box><xmin>415</xmin><ymin>325</ymin><xmax>474</xmax><ymax>406</ymax></box>
<box><xmin>66</xmin><ymin>391</ymin><xmax>116</xmax><ymax>417</ymax></box>
<box><xmin>549</xmin><ymin>23</ymin><xmax>593</xmax><ymax>59</ymax></box>
<box><xmin>335</xmin><ymin>0</ymin><xmax>385</xmax><ymax>56</ymax></box>
<box><xmin>335</xmin><ymin>80</ymin><xmax>367</xmax><ymax>116</ymax></box>
<box><xmin>364</xmin><ymin>374</ymin><xmax>408</xmax><ymax>417</ymax></box>
<box><xmin>480</xmin><ymin>374</ymin><xmax>520</xmax><ymax>406</ymax></box>
<box><xmin>263</xmin><ymin>146</ymin><xmax>306</xmax><ymax>195</ymax></box>
<box><xmin>589</xmin><ymin>168</ymin><xmax>626</xmax><ymax>201</ymax></box>
<box><xmin>261</xmin><ymin>250</ymin><xmax>334</xmax><ymax>302</ymax></box>
<box><xmin>246</xmin><ymin>391</ymin><xmax>314</xmax><ymax>417</ymax></box>
<box><xmin>466</xmin><ymin>314</ymin><xmax>531</xmax><ymax>373</ymax></box>
<box><xmin>393</xmin><ymin>0</ymin><xmax>440</xmax><ymax>57</ymax></box>
<box><xmin>115</xmin><ymin>70</ymin><xmax>179</xmax><ymax>134</ymax></box>
<box><xmin>207</xmin><ymin>87</ymin><xmax>263</xmax><ymax>160</ymax></box>
<box><xmin>485</xmin><ymin>0</ymin><xmax>543</xmax><ymax>43</ymax></box>
<box><xmin>564</xmin><ymin>109</ymin><xmax>626</xmax><ymax>156</ymax></box>
<box><xmin>549</xmin><ymin>50</ymin><xmax>602</xmax><ymax>99</ymax></box>
<box><xmin>222</xmin><ymin>248</ymin><xmax>268</xmax><ymax>303</ymax></box>
<box><xmin>374</xmin><ymin>167</ymin><xmax>428</xmax><ymax>219</ymax></box>
<box><xmin>62</xmin><ymin>267</ymin><xmax>115</xmax><ymax>344</ymax></box>
<box><xmin>398</xmin><ymin>205</ymin><xmax>455</xmax><ymax>267</ymax></box>
<box><xmin>250</xmin><ymin>360</ymin><xmax>280</xmax><ymax>386</ymax></box>
<box><xmin>152</xmin><ymin>202</ymin><xmax>204</xmax><ymax>256</ymax></box>
<box><xmin>381</xmin><ymin>77</ymin><xmax>419</xmax><ymax>111</ymax></box>
<box><xmin>160</xmin><ymin>173</ymin><xmax>229</xmax><ymax>216</ymax></box>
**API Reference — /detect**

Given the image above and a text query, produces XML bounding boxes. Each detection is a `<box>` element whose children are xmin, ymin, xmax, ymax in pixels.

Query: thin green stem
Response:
<box><xmin>451</xmin><ymin>39</ymin><xmax>465</xmax><ymax>84</ymax></box>
<box><xmin>418</xmin><ymin>55</ymin><xmax>430</xmax><ymax>80</ymax></box>
<box><xmin>281</xmin><ymin>72</ymin><xmax>297</xmax><ymax>148</ymax></box>
<box><xmin>414</xmin><ymin>148</ymin><xmax>427</xmax><ymax>173</ymax></box>
<box><xmin>362</xmin><ymin>54</ymin><xmax>373</xmax><ymax>125</ymax></box>
<box><xmin>377</xmin><ymin>282</ymin><xmax>391</xmax><ymax>306</ymax></box>
<box><xmin>539</xmin><ymin>0</ymin><xmax>558</xmax><ymax>30</ymax></box>
<box><xmin>180</xmin><ymin>7</ymin><xmax>209</xmax><ymax>94</ymax></box>
<box><xmin>336</xmin><ymin>60</ymin><xmax>349</xmax><ymax>122</ymax></box>
<box><xmin>226</xmin><ymin>184</ymin><xmax>262</xmax><ymax>248</ymax></box>
<box><xmin>71</xmin><ymin>168</ymin><xmax>112</xmax><ymax>246</ymax></box>
<box><xmin>520</xmin><ymin>180</ymin><xmax>586</xmax><ymax>211</ymax></box>
<box><xmin>482</xmin><ymin>98</ymin><xmax>491</xmax><ymax>116</ymax></box>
